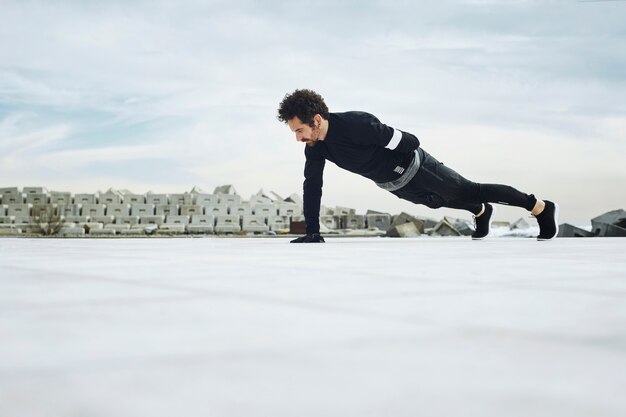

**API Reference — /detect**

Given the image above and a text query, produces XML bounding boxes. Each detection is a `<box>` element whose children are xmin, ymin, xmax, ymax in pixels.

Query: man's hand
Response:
<box><xmin>290</xmin><ymin>233</ymin><xmax>325</xmax><ymax>243</ymax></box>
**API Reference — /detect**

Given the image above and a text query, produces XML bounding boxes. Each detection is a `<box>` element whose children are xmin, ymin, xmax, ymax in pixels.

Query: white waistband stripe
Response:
<box><xmin>385</xmin><ymin>129</ymin><xmax>402</xmax><ymax>150</ymax></box>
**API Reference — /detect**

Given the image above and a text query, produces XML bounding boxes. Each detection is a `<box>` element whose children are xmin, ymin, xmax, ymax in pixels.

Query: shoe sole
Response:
<box><xmin>472</xmin><ymin>205</ymin><xmax>496</xmax><ymax>240</ymax></box>
<box><xmin>537</xmin><ymin>203</ymin><xmax>559</xmax><ymax>241</ymax></box>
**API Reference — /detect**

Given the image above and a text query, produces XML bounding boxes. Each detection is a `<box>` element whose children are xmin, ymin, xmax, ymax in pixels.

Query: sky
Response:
<box><xmin>1</xmin><ymin>0</ymin><xmax>625</xmax><ymax>225</ymax></box>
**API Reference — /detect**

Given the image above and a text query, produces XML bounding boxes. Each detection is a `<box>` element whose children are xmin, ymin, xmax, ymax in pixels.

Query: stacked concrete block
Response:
<box><xmin>279</xmin><ymin>203</ymin><xmax>302</xmax><ymax>217</ymax></box>
<box><xmin>123</xmin><ymin>194</ymin><xmax>146</xmax><ymax>204</ymax></box>
<box><xmin>140</xmin><ymin>215</ymin><xmax>166</xmax><ymax>226</ymax></box>
<box><xmin>242</xmin><ymin>215</ymin><xmax>269</xmax><ymax>233</ymax></box>
<box><xmin>169</xmin><ymin>193</ymin><xmax>193</xmax><ymax>205</ymax></box>
<box><xmin>146</xmin><ymin>194</ymin><xmax>168</xmax><ymax>205</ymax></box>
<box><xmin>188</xmin><ymin>215</ymin><xmax>215</xmax><ymax>234</ymax></box>
<box><xmin>100</xmin><ymin>190</ymin><xmax>123</xmax><ymax>204</ymax></box>
<box><xmin>0</xmin><ymin>187</ymin><xmax>23</xmax><ymax>204</ymax></box>
<box><xmin>268</xmin><ymin>215</ymin><xmax>290</xmax><ymax>232</ymax></box>
<box><xmin>195</xmin><ymin>194</ymin><xmax>220</xmax><ymax>206</ymax></box>
<box><xmin>63</xmin><ymin>215</ymin><xmax>89</xmax><ymax>225</ymax></box>
<box><xmin>205</xmin><ymin>204</ymin><xmax>229</xmax><ymax>216</ymax></box>
<box><xmin>557</xmin><ymin>224</ymin><xmax>594</xmax><ymax>238</ymax></box>
<box><xmin>57</xmin><ymin>204</ymin><xmax>82</xmax><ymax>217</ymax></box>
<box><xmin>214</xmin><ymin>185</ymin><xmax>237</xmax><ymax>195</ymax></box>
<box><xmin>82</xmin><ymin>204</ymin><xmax>106</xmax><ymax>217</ymax></box>
<box><xmin>366</xmin><ymin>213</ymin><xmax>391</xmax><ymax>230</ymax></box>
<box><xmin>8</xmin><ymin>204</ymin><xmax>31</xmax><ymax>218</ymax></box>
<box><xmin>91</xmin><ymin>215</ymin><xmax>115</xmax><ymax>225</ymax></box>
<box><xmin>104</xmin><ymin>223</ymin><xmax>130</xmax><ymax>233</ymax></box>
<box><xmin>161</xmin><ymin>215</ymin><xmax>189</xmax><ymax>233</ymax></box>
<box><xmin>23</xmin><ymin>187</ymin><xmax>47</xmax><ymax>196</ymax></box>
<box><xmin>50</xmin><ymin>192</ymin><xmax>72</xmax><ymax>205</ymax></box>
<box><xmin>320</xmin><ymin>215</ymin><xmax>340</xmax><ymax>230</ymax></box>
<box><xmin>510</xmin><ymin>217</ymin><xmax>531</xmax><ymax>230</ymax></box>
<box><xmin>115</xmin><ymin>216</ymin><xmax>140</xmax><ymax>225</ymax></box>
<box><xmin>156</xmin><ymin>205</ymin><xmax>179</xmax><ymax>216</ymax></box>
<box><xmin>180</xmin><ymin>205</ymin><xmax>204</xmax><ymax>216</ymax></box>
<box><xmin>591</xmin><ymin>209</ymin><xmax>626</xmax><ymax>237</ymax></box>
<box><xmin>231</xmin><ymin>203</ymin><xmax>252</xmax><ymax>216</ymax></box>
<box><xmin>430</xmin><ymin>219</ymin><xmax>461</xmax><ymax>237</ymax></box>
<box><xmin>254</xmin><ymin>204</ymin><xmax>278</xmax><ymax>217</ymax></box>
<box><xmin>59</xmin><ymin>226</ymin><xmax>86</xmax><ymax>237</ymax></box>
<box><xmin>75</xmin><ymin>194</ymin><xmax>97</xmax><ymax>204</ymax></box>
<box><xmin>215</xmin><ymin>215</ymin><xmax>241</xmax><ymax>233</ymax></box>
<box><xmin>334</xmin><ymin>206</ymin><xmax>356</xmax><ymax>216</ymax></box>
<box><xmin>131</xmin><ymin>204</ymin><xmax>155</xmax><ymax>216</ymax></box>
<box><xmin>218</xmin><ymin>194</ymin><xmax>241</xmax><ymax>206</ymax></box>
<box><xmin>26</xmin><ymin>193</ymin><xmax>49</xmax><ymax>204</ymax></box>
<box><xmin>386</xmin><ymin>222</ymin><xmax>422</xmax><ymax>238</ymax></box>
<box><xmin>342</xmin><ymin>214</ymin><xmax>366</xmax><ymax>230</ymax></box>
<box><xmin>0</xmin><ymin>205</ymin><xmax>7</xmax><ymax>216</ymax></box>
<box><xmin>106</xmin><ymin>204</ymin><xmax>131</xmax><ymax>216</ymax></box>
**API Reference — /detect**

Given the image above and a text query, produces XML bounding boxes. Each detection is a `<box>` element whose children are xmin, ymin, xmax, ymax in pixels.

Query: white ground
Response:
<box><xmin>1</xmin><ymin>236</ymin><xmax>625</xmax><ymax>417</ymax></box>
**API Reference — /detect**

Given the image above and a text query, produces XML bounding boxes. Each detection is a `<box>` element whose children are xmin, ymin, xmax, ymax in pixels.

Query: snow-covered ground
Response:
<box><xmin>1</xmin><ymin>237</ymin><xmax>625</xmax><ymax>417</ymax></box>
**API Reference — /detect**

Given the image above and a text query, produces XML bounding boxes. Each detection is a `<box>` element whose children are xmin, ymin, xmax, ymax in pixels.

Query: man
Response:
<box><xmin>277</xmin><ymin>89</ymin><xmax>559</xmax><ymax>243</ymax></box>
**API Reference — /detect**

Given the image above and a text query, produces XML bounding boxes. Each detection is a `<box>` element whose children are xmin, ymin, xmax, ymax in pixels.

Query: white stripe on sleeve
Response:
<box><xmin>385</xmin><ymin>129</ymin><xmax>402</xmax><ymax>150</ymax></box>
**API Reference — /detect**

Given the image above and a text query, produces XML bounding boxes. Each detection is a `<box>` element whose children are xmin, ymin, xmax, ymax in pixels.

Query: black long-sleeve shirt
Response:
<box><xmin>302</xmin><ymin>111</ymin><xmax>420</xmax><ymax>234</ymax></box>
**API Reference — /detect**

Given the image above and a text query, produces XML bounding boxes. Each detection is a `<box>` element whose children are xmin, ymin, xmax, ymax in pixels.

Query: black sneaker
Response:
<box><xmin>472</xmin><ymin>203</ymin><xmax>495</xmax><ymax>240</ymax></box>
<box><xmin>535</xmin><ymin>201</ymin><xmax>559</xmax><ymax>241</ymax></box>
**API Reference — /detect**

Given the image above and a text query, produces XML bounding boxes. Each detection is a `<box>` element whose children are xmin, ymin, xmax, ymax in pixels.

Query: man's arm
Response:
<box><xmin>360</xmin><ymin>112</ymin><xmax>420</xmax><ymax>153</ymax></box>
<box><xmin>303</xmin><ymin>147</ymin><xmax>325</xmax><ymax>235</ymax></box>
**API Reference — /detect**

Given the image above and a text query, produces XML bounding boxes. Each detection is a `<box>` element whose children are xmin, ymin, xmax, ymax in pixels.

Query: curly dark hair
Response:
<box><xmin>277</xmin><ymin>89</ymin><xmax>329</xmax><ymax>126</ymax></box>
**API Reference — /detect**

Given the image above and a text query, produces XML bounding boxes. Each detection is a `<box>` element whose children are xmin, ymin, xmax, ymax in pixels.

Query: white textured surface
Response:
<box><xmin>1</xmin><ymin>237</ymin><xmax>626</xmax><ymax>417</ymax></box>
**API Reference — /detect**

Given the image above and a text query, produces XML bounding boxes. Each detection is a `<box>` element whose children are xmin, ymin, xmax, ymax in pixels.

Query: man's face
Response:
<box><xmin>287</xmin><ymin>116</ymin><xmax>320</xmax><ymax>147</ymax></box>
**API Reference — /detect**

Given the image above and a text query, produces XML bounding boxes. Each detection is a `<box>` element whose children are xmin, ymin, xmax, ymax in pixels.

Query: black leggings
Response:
<box><xmin>391</xmin><ymin>148</ymin><xmax>537</xmax><ymax>215</ymax></box>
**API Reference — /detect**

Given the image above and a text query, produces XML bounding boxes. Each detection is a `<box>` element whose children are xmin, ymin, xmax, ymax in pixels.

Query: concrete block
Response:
<box><xmin>23</xmin><ymin>187</ymin><xmax>47</xmax><ymax>195</ymax></box>
<box><xmin>63</xmin><ymin>215</ymin><xmax>90</xmax><ymax>224</ymax></box>
<box><xmin>74</xmin><ymin>194</ymin><xmax>97</xmax><ymax>204</ymax></box>
<box><xmin>0</xmin><ymin>187</ymin><xmax>23</xmax><ymax>204</ymax></box>
<box><xmin>218</xmin><ymin>194</ymin><xmax>241</xmax><ymax>206</ymax></box>
<box><xmin>26</xmin><ymin>193</ymin><xmax>49</xmax><ymax>204</ymax></box>
<box><xmin>156</xmin><ymin>205</ymin><xmax>179</xmax><ymax>216</ymax></box>
<box><xmin>242</xmin><ymin>215</ymin><xmax>269</xmax><ymax>233</ymax></box>
<box><xmin>557</xmin><ymin>223</ymin><xmax>594</xmax><ymax>238</ymax></box>
<box><xmin>254</xmin><ymin>204</ymin><xmax>278</xmax><ymax>217</ymax></box>
<box><xmin>591</xmin><ymin>209</ymin><xmax>626</xmax><ymax>237</ymax></box>
<box><xmin>106</xmin><ymin>204</ymin><xmax>131</xmax><ymax>216</ymax></box>
<box><xmin>140</xmin><ymin>215</ymin><xmax>166</xmax><ymax>226</ymax></box>
<box><xmin>91</xmin><ymin>215</ymin><xmax>115</xmax><ymax>225</ymax></box>
<box><xmin>0</xmin><ymin>216</ymin><xmax>14</xmax><ymax>224</ymax></box>
<box><xmin>492</xmin><ymin>221</ymin><xmax>511</xmax><ymax>229</ymax></box>
<box><xmin>230</xmin><ymin>203</ymin><xmax>252</xmax><ymax>216</ymax></box>
<box><xmin>320</xmin><ymin>215</ymin><xmax>340</xmax><ymax>230</ymax></box>
<box><xmin>214</xmin><ymin>185</ymin><xmax>237</xmax><ymax>195</ymax></box>
<box><xmin>123</xmin><ymin>194</ymin><xmax>146</xmax><ymax>204</ymax></box>
<box><xmin>165</xmin><ymin>215</ymin><xmax>190</xmax><ymax>225</ymax></box>
<box><xmin>180</xmin><ymin>205</ymin><xmax>204</xmax><ymax>216</ymax></box>
<box><xmin>100</xmin><ymin>192</ymin><xmax>123</xmax><ymax>205</ymax></box>
<box><xmin>284</xmin><ymin>193</ymin><xmax>303</xmax><ymax>206</ymax></box>
<box><xmin>205</xmin><ymin>204</ymin><xmax>229</xmax><ymax>216</ymax></box>
<box><xmin>1</xmin><ymin>187</ymin><xmax>20</xmax><ymax>198</ymax></box>
<box><xmin>59</xmin><ymin>227</ymin><xmax>86</xmax><ymax>237</ymax></box>
<box><xmin>334</xmin><ymin>206</ymin><xmax>356</xmax><ymax>216</ymax></box>
<box><xmin>50</xmin><ymin>191</ymin><xmax>72</xmax><ymax>205</ymax></box>
<box><xmin>115</xmin><ymin>216</ymin><xmax>140</xmax><ymax>225</ymax></box>
<box><xmin>215</xmin><ymin>215</ymin><xmax>241</xmax><ymax>233</ymax></box>
<box><xmin>510</xmin><ymin>217</ymin><xmax>531</xmax><ymax>230</ymax></box>
<box><xmin>188</xmin><ymin>215</ymin><xmax>215</xmax><ymax>234</ymax></box>
<box><xmin>0</xmin><ymin>205</ymin><xmax>6</xmax><ymax>216</ymax></box>
<box><xmin>429</xmin><ymin>219</ymin><xmax>461</xmax><ymax>237</ymax></box>
<box><xmin>169</xmin><ymin>193</ymin><xmax>193</xmax><ymax>205</ymax></box>
<box><xmin>268</xmin><ymin>215</ymin><xmax>290</xmax><ymax>232</ymax></box>
<box><xmin>342</xmin><ymin>214</ymin><xmax>366</xmax><ymax>230</ymax></box>
<box><xmin>13</xmin><ymin>216</ymin><xmax>31</xmax><ymax>226</ymax></box>
<box><xmin>386</xmin><ymin>222</ymin><xmax>421</xmax><ymax>238</ymax></box>
<box><xmin>119</xmin><ymin>227</ymin><xmax>148</xmax><ymax>236</ymax></box>
<box><xmin>366</xmin><ymin>214</ymin><xmax>391</xmax><ymax>230</ymax></box>
<box><xmin>131</xmin><ymin>204</ymin><xmax>155</xmax><ymax>216</ymax></box>
<box><xmin>0</xmin><ymin>224</ymin><xmax>21</xmax><ymax>234</ymax></box>
<box><xmin>146</xmin><ymin>194</ymin><xmax>168</xmax><ymax>205</ymax></box>
<box><xmin>195</xmin><ymin>194</ymin><xmax>220</xmax><ymax>206</ymax></box>
<box><xmin>279</xmin><ymin>203</ymin><xmax>302</xmax><ymax>217</ymax></box>
<box><xmin>81</xmin><ymin>204</ymin><xmax>106</xmax><ymax>217</ymax></box>
<box><xmin>453</xmin><ymin>219</ymin><xmax>474</xmax><ymax>236</ymax></box>
<box><xmin>7</xmin><ymin>204</ymin><xmax>32</xmax><ymax>217</ymax></box>
<box><xmin>84</xmin><ymin>223</ymin><xmax>104</xmax><ymax>232</ymax></box>
<box><xmin>390</xmin><ymin>212</ymin><xmax>425</xmax><ymax>234</ymax></box>
<box><xmin>158</xmin><ymin>224</ymin><xmax>186</xmax><ymax>234</ymax></box>
<box><xmin>57</xmin><ymin>204</ymin><xmax>81</xmax><ymax>217</ymax></box>
<box><xmin>90</xmin><ymin>228</ymin><xmax>116</xmax><ymax>236</ymax></box>
<box><xmin>104</xmin><ymin>223</ymin><xmax>130</xmax><ymax>232</ymax></box>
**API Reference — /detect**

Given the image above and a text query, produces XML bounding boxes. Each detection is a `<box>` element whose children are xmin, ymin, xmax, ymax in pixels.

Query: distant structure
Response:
<box><xmin>2</xmin><ymin>186</ymin><xmax>621</xmax><ymax>238</ymax></box>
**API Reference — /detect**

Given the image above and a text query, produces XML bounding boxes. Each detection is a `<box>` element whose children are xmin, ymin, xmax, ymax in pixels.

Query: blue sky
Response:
<box><xmin>1</xmin><ymin>0</ymin><xmax>625</xmax><ymax>224</ymax></box>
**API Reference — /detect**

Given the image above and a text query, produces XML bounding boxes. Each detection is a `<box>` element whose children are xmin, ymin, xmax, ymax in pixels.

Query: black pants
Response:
<box><xmin>391</xmin><ymin>148</ymin><xmax>537</xmax><ymax>215</ymax></box>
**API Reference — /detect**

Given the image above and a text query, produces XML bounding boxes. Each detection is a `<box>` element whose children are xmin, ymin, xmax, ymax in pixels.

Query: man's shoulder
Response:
<box><xmin>332</xmin><ymin>111</ymin><xmax>379</xmax><ymax>123</ymax></box>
